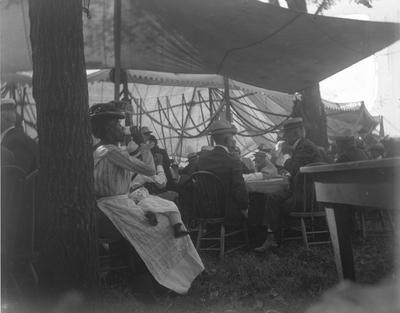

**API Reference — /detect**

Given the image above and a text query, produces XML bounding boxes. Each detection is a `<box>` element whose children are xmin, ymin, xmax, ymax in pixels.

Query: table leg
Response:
<box><xmin>324</xmin><ymin>204</ymin><xmax>356</xmax><ymax>281</ymax></box>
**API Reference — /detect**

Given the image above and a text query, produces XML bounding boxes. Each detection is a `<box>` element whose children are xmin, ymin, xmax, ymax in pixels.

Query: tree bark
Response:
<box><xmin>285</xmin><ymin>0</ymin><xmax>328</xmax><ymax>148</ymax></box>
<box><xmin>29</xmin><ymin>0</ymin><xmax>97</xmax><ymax>290</ymax></box>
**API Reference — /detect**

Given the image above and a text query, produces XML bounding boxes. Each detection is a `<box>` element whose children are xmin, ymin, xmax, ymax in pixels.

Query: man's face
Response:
<box><xmin>143</xmin><ymin>133</ymin><xmax>151</xmax><ymax>142</ymax></box>
<box><xmin>225</xmin><ymin>133</ymin><xmax>236</xmax><ymax>150</ymax></box>
<box><xmin>283</xmin><ymin>128</ymin><xmax>299</xmax><ymax>146</ymax></box>
<box><xmin>254</xmin><ymin>156</ymin><xmax>266</xmax><ymax>170</ymax></box>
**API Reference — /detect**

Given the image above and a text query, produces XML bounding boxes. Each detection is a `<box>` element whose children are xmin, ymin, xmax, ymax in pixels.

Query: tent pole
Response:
<box><xmin>224</xmin><ymin>76</ymin><xmax>231</xmax><ymax>122</ymax></box>
<box><xmin>379</xmin><ymin>115</ymin><xmax>385</xmax><ymax>137</ymax></box>
<box><xmin>208</xmin><ymin>88</ymin><xmax>214</xmax><ymax>146</ymax></box>
<box><xmin>113</xmin><ymin>0</ymin><xmax>121</xmax><ymax>101</ymax></box>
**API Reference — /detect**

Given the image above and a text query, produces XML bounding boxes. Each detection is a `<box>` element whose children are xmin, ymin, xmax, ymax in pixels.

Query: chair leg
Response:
<box><xmin>377</xmin><ymin>209</ymin><xmax>386</xmax><ymax>231</ymax></box>
<box><xmin>196</xmin><ymin>223</ymin><xmax>203</xmax><ymax>250</ymax></box>
<box><xmin>29</xmin><ymin>262</ymin><xmax>39</xmax><ymax>287</ymax></box>
<box><xmin>300</xmin><ymin>218</ymin><xmax>309</xmax><ymax>249</ymax></box>
<box><xmin>359</xmin><ymin>210</ymin><xmax>366</xmax><ymax>240</ymax></box>
<box><xmin>243</xmin><ymin>222</ymin><xmax>249</xmax><ymax>247</ymax></box>
<box><xmin>219</xmin><ymin>224</ymin><xmax>225</xmax><ymax>261</ymax></box>
<box><xmin>386</xmin><ymin>210</ymin><xmax>395</xmax><ymax>233</ymax></box>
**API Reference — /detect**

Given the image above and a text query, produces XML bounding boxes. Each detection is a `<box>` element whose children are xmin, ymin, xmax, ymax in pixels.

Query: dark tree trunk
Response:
<box><xmin>286</xmin><ymin>0</ymin><xmax>328</xmax><ymax>148</ymax></box>
<box><xmin>292</xmin><ymin>85</ymin><xmax>328</xmax><ymax>147</ymax></box>
<box><xmin>29</xmin><ymin>0</ymin><xmax>97</xmax><ymax>290</ymax></box>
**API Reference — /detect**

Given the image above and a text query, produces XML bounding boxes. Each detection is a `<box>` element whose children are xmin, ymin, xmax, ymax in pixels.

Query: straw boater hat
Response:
<box><xmin>89</xmin><ymin>102</ymin><xmax>125</xmax><ymax>119</ymax></box>
<box><xmin>282</xmin><ymin>117</ymin><xmax>304</xmax><ymax>132</ymax></box>
<box><xmin>209</xmin><ymin>119</ymin><xmax>237</xmax><ymax>135</ymax></box>
<box><xmin>140</xmin><ymin>126</ymin><xmax>152</xmax><ymax>135</ymax></box>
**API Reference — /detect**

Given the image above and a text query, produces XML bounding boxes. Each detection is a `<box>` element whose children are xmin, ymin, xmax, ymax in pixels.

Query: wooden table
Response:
<box><xmin>300</xmin><ymin>158</ymin><xmax>400</xmax><ymax>280</ymax></box>
<box><xmin>246</xmin><ymin>177</ymin><xmax>289</xmax><ymax>194</ymax></box>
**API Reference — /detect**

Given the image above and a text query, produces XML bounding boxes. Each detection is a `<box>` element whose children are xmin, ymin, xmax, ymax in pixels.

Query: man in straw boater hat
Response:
<box><xmin>197</xmin><ymin>119</ymin><xmax>249</xmax><ymax>223</ymax></box>
<box><xmin>254</xmin><ymin>117</ymin><xmax>323</xmax><ymax>252</ymax></box>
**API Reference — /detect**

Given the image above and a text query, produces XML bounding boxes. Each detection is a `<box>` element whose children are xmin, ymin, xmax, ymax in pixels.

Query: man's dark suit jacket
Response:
<box><xmin>151</xmin><ymin>145</ymin><xmax>173</xmax><ymax>188</ymax></box>
<box><xmin>336</xmin><ymin>147</ymin><xmax>368</xmax><ymax>163</ymax></box>
<box><xmin>2</xmin><ymin>127</ymin><xmax>38</xmax><ymax>174</ymax></box>
<box><xmin>197</xmin><ymin>146</ymin><xmax>248</xmax><ymax>224</ymax></box>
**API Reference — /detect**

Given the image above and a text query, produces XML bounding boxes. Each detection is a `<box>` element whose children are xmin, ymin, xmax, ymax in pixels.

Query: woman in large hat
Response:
<box><xmin>90</xmin><ymin>102</ymin><xmax>204</xmax><ymax>294</ymax></box>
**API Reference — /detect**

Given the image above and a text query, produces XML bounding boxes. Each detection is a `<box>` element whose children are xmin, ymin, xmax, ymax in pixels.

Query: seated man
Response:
<box><xmin>255</xmin><ymin>117</ymin><xmax>322</xmax><ymax>252</ymax></box>
<box><xmin>243</xmin><ymin>151</ymin><xmax>278</xmax><ymax>181</ymax></box>
<box><xmin>197</xmin><ymin>119</ymin><xmax>249</xmax><ymax>224</ymax></box>
<box><xmin>1</xmin><ymin>98</ymin><xmax>38</xmax><ymax>174</ymax></box>
<box><xmin>334</xmin><ymin>134</ymin><xmax>368</xmax><ymax>163</ymax></box>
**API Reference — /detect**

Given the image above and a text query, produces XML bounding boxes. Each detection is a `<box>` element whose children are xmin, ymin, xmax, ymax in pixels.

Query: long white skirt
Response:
<box><xmin>97</xmin><ymin>194</ymin><xmax>204</xmax><ymax>294</ymax></box>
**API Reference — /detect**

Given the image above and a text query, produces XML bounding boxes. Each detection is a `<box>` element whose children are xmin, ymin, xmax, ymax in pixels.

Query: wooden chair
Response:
<box><xmin>95</xmin><ymin>207</ymin><xmax>130</xmax><ymax>286</ymax></box>
<box><xmin>281</xmin><ymin>163</ymin><xmax>331</xmax><ymax>249</ymax></box>
<box><xmin>1</xmin><ymin>166</ymin><xmax>39</xmax><ymax>297</ymax></box>
<box><xmin>190</xmin><ymin>171</ymin><xmax>248</xmax><ymax>260</ymax></box>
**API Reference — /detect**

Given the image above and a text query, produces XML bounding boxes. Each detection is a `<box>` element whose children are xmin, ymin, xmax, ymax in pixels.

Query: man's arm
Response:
<box><xmin>284</xmin><ymin>143</ymin><xmax>320</xmax><ymax>175</ymax></box>
<box><xmin>107</xmin><ymin>145</ymin><xmax>156</xmax><ymax>176</ymax></box>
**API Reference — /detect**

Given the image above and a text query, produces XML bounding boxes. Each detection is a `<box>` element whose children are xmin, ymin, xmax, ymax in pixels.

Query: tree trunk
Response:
<box><xmin>29</xmin><ymin>0</ymin><xmax>97</xmax><ymax>290</ymax></box>
<box><xmin>292</xmin><ymin>85</ymin><xmax>328</xmax><ymax>147</ymax></box>
<box><xmin>285</xmin><ymin>0</ymin><xmax>328</xmax><ymax>148</ymax></box>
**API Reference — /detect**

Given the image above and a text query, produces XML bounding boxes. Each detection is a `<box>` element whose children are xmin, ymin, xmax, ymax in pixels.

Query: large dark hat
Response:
<box><xmin>89</xmin><ymin>102</ymin><xmax>125</xmax><ymax>119</ymax></box>
<box><xmin>282</xmin><ymin>117</ymin><xmax>303</xmax><ymax>132</ymax></box>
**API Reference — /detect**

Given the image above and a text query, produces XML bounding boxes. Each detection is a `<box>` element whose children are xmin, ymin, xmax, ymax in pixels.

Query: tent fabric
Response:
<box><xmin>2</xmin><ymin>0</ymin><xmax>399</xmax><ymax>93</ymax></box>
<box><xmin>2</xmin><ymin>73</ymin><xmax>379</xmax><ymax>159</ymax></box>
<box><xmin>323</xmin><ymin>99</ymin><xmax>379</xmax><ymax>138</ymax></box>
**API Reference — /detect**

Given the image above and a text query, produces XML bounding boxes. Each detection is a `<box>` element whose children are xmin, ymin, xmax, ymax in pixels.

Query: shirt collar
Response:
<box><xmin>1</xmin><ymin>126</ymin><xmax>15</xmax><ymax>143</ymax></box>
<box><xmin>215</xmin><ymin>144</ymin><xmax>229</xmax><ymax>153</ymax></box>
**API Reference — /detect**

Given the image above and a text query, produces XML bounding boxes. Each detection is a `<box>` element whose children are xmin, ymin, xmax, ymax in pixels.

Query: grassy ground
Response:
<box><xmin>5</xmin><ymin>220</ymin><xmax>395</xmax><ymax>313</ymax></box>
<box><xmin>87</xmin><ymin>231</ymin><xmax>394</xmax><ymax>313</ymax></box>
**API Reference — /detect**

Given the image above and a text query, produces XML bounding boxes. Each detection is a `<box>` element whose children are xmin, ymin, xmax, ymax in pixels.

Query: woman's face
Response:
<box><xmin>106</xmin><ymin>118</ymin><xmax>124</xmax><ymax>143</ymax></box>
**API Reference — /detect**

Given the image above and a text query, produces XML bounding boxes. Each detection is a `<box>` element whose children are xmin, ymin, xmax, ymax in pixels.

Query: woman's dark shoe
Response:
<box><xmin>145</xmin><ymin>211</ymin><xmax>158</xmax><ymax>226</ymax></box>
<box><xmin>173</xmin><ymin>223</ymin><xmax>190</xmax><ymax>238</ymax></box>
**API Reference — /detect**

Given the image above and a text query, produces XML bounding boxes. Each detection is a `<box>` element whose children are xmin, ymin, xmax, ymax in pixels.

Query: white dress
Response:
<box><xmin>94</xmin><ymin>144</ymin><xmax>204</xmax><ymax>294</ymax></box>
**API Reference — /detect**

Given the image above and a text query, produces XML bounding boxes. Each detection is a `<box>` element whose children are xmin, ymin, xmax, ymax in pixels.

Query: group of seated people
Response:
<box><xmin>2</xmin><ymin>97</ymin><xmax>399</xmax><ymax>296</ymax></box>
<box><xmin>91</xmin><ymin>100</ymin><xmax>400</xmax><ymax>293</ymax></box>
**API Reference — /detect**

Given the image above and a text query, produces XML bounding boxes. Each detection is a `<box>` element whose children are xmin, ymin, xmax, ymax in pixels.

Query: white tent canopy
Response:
<box><xmin>2</xmin><ymin>70</ymin><xmax>380</xmax><ymax>159</ymax></box>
